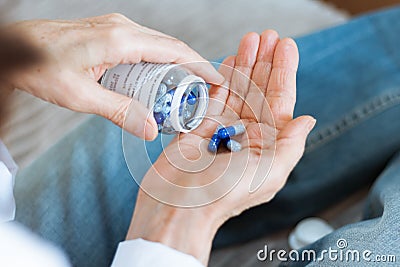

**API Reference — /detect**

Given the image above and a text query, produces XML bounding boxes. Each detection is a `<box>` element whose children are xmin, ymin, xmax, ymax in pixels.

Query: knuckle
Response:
<box><xmin>108</xmin><ymin>99</ymin><xmax>131</xmax><ymax>127</ymax></box>
<box><xmin>102</xmin><ymin>25</ymin><xmax>141</xmax><ymax>62</ymax></box>
<box><xmin>175</xmin><ymin>40</ymin><xmax>191</xmax><ymax>52</ymax></box>
<box><xmin>107</xmin><ymin>13</ymin><xmax>129</xmax><ymax>23</ymax></box>
<box><xmin>104</xmin><ymin>24</ymin><xmax>133</xmax><ymax>45</ymax></box>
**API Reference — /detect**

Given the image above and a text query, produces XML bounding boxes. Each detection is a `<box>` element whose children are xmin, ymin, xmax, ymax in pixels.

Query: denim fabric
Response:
<box><xmin>14</xmin><ymin>6</ymin><xmax>400</xmax><ymax>267</ymax></box>
<box><xmin>214</xmin><ymin>5</ymin><xmax>400</xmax><ymax>249</ymax></box>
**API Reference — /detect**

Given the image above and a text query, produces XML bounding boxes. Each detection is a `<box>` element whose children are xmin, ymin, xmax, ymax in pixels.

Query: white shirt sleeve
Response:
<box><xmin>112</xmin><ymin>239</ymin><xmax>205</xmax><ymax>267</ymax></box>
<box><xmin>0</xmin><ymin>222</ymin><xmax>71</xmax><ymax>267</ymax></box>
<box><xmin>0</xmin><ymin>140</ymin><xmax>18</xmax><ymax>222</ymax></box>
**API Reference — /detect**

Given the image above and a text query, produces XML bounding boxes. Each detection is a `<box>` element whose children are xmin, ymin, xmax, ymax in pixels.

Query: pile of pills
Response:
<box><xmin>153</xmin><ymin>82</ymin><xmax>198</xmax><ymax>131</ymax></box>
<box><xmin>208</xmin><ymin>124</ymin><xmax>245</xmax><ymax>153</ymax></box>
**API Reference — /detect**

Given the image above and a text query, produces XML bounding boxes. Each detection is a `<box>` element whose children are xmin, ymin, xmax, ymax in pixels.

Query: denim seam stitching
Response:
<box><xmin>305</xmin><ymin>88</ymin><xmax>400</xmax><ymax>153</ymax></box>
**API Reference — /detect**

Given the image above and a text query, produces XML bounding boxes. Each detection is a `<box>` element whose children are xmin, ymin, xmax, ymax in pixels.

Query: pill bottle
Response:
<box><xmin>101</xmin><ymin>62</ymin><xmax>209</xmax><ymax>134</ymax></box>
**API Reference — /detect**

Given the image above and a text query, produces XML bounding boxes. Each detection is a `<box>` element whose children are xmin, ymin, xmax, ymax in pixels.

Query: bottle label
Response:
<box><xmin>101</xmin><ymin>62</ymin><xmax>172</xmax><ymax>109</ymax></box>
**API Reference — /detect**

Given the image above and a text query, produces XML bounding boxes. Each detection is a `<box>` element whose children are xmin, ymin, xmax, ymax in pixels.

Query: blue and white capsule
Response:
<box><xmin>217</xmin><ymin>124</ymin><xmax>246</xmax><ymax>139</ymax></box>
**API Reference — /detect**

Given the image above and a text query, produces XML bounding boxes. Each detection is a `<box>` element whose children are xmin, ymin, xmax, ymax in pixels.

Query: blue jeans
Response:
<box><xmin>15</xmin><ymin>6</ymin><xmax>400</xmax><ymax>267</ymax></box>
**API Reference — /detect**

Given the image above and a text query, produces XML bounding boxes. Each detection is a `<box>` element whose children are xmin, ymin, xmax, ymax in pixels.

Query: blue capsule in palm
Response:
<box><xmin>218</xmin><ymin>124</ymin><xmax>246</xmax><ymax>139</ymax></box>
<box><xmin>208</xmin><ymin>126</ymin><xmax>223</xmax><ymax>153</ymax></box>
<box><xmin>208</xmin><ymin>133</ymin><xmax>221</xmax><ymax>153</ymax></box>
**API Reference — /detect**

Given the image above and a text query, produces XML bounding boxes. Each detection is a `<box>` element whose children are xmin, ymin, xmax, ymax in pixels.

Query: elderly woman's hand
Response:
<box><xmin>8</xmin><ymin>14</ymin><xmax>223</xmax><ymax>140</ymax></box>
<box><xmin>127</xmin><ymin>30</ymin><xmax>316</xmax><ymax>265</ymax></box>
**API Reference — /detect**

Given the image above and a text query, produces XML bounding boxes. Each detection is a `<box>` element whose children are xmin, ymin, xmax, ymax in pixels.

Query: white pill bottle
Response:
<box><xmin>101</xmin><ymin>62</ymin><xmax>209</xmax><ymax>134</ymax></box>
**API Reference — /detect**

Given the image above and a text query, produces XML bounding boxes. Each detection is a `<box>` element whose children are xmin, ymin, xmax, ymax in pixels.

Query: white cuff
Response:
<box><xmin>0</xmin><ymin>162</ymin><xmax>15</xmax><ymax>222</ymax></box>
<box><xmin>111</xmin><ymin>239</ymin><xmax>204</xmax><ymax>267</ymax></box>
<box><xmin>0</xmin><ymin>140</ymin><xmax>18</xmax><ymax>223</ymax></box>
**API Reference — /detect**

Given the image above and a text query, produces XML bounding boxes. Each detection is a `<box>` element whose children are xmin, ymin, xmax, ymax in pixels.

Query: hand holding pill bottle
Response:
<box><xmin>101</xmin><ymin>62</ymin><xmax>209</xmax><ymax>134</ymax></box>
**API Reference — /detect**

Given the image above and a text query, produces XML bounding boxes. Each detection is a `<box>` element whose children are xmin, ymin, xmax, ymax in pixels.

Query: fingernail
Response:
<box><xmin>123</xmin><ymin>103</ymin><xmax>157</xmax><ymax>140</ymax></box>
<box><xmin>283</xmin><ymin>38</ymin><xmax>297</xmax><ymax>48</ymax></box>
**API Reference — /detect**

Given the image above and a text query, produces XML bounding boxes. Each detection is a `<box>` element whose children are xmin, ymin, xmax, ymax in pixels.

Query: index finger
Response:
<box><xmin>90</xmin><ymin>24</ymin><xmax>224</xmax><ymax>85</ymax></box>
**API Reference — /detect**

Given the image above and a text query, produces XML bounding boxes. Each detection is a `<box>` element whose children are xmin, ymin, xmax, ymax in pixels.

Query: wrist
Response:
<box><xmin>127</xmin><ymin>192</ymin><xmax>223</xmax><ymax>265</ymax></box>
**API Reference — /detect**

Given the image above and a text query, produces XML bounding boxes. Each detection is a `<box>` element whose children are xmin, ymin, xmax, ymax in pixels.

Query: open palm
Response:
<box><xmin>139</xmin><ymin>30</ymin><xmax>315</xmax><ymax>220</ymax></box>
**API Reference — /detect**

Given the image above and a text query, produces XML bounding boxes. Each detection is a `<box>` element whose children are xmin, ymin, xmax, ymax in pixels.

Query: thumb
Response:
<box><xmin>275</xmin><ymin>115</ymin><xmax>316</xmax><ymax>171</ymax></box>
<box><xmin>77</xmin><ymin>79</ymin><xmax>158</xmax><ymax>140</ymax></box>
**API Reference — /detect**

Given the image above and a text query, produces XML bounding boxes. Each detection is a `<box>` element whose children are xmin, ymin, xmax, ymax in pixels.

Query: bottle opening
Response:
<box><xmin>169</xmin><ymin>75</ymin><xmax>208</xmax><ymax>133</ymax></box>
<box><xmin>179</xmin><ymin>82</ymin><xmax>208</xmax><ymax>130</ymax></box>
